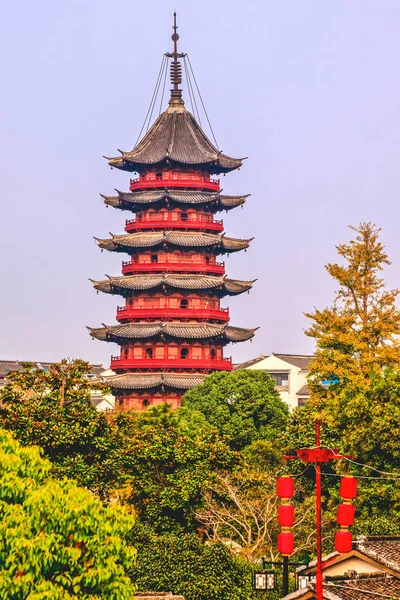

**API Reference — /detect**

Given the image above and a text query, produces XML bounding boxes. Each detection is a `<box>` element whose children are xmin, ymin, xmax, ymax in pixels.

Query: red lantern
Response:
<box><xmin>278</xmin><ymin>504</ymin><xmax>295</xmax><ymax>527</ymax></box>
<box><xmin>277</xmin><ymin>476</ymin><xmax>294</xmax><ymax>499</ymax></box>
<box><xmin>340</xmin><ymin>476</ymin><xmax>357</xmax><ymax>500</ymax></box>
<box><xmin>334</xmin><ymin>530</ymin><xmax>352</xmax><ymax>554</ymax></box>
<box><xmin>278</xmin><ymin>532</ymin><xmax>294</xmax><ymax>556</ymax></box>
<box><xmin>337</xmin><ymin>503</ymin><xmax>355</xmax><ymax>526</ymax></box>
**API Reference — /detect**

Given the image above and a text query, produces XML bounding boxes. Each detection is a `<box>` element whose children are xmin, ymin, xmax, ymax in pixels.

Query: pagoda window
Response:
<box><xmin>137</xmin><ymin>213</ymin><xmax>143</xmax><ymax>221</ymax></box>
<box><xmin>155</xmin><ymin>346</ymin><xmax>165</xmax><ymax>359</ymax></box>
<box><xmin>210</xmin><ymin>349</ymin><xmax>216</xmax><ymax>360</ymax></box>
<box><xmin>168</xmin><ymin>345</ymin><xmax>178</xmax><ymax>359</ymax></box>
<box><xmin>156</xmin><ymin>172</ymin><xmax>163</xmax><ymax>180</ymax></box>
<box><xmin>180</xmin><ymin>299</ymin><xmax>189</xmax><ymax>310</ymax></box>
<box><xmin>205</xmin><ymin>256</ymin><xmax>210</xmax><ymax>264</ymax></box>
<box><xmin>133</xmin><ymin>347</ymin><xmax>143</xmax><ymax>359</ymax></box>
<box><xmin>145</xmin><ymin>348</ymin><xmax>153</xmax><ymax>359</ymax></box>
<box><xmin>151</xmin><ymin>254</ymin><xmax>158</xmax><ymax>264</ymax></box>
<box><xmin>133</xmin><ymin>255</ymin><xmax>139</xmax><ymax>263</ymax></box>
<box><xmin>180</xmin><ymin>348</ymin><xmax>189</xmax><ymax>360</ymax></box>
<box><xmin>142</xmin><ymin>399</ymin><xmax>150</xmax><ymax>408</ymax></box>
<box><xmin>192</xmin><ymin>347</ymin><xmax>202</xmax><ymax>359</ymax></box>
<box><xmin>181</xmin><ymin>212</ymin><xmax>189</xmax><ymax>222</ymax></box>
<box><xmin>122</xmin><ymin>347</ymin><xmax>129</xmax><ymax>359</ymax></box>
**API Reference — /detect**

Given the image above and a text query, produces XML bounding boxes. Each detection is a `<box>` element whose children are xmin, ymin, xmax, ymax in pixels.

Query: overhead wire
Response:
<box><xmin>135</xmin><ymin>54</ymin><xmax>166</xmax><ymax>145</ymax></box>
<box><xmin>183</xmin><ymin>56</ymin><xmax>197</xmax><ymax>120</ymax></box>
<box><xmin>159</xmin><ymin>56</ymin><xmax>169</xmax><ymax>115</ymax></box>
<box><xmin>146</xmin><ymin>55</ymin><xmax>166</xmax><ymax>133</ymax></box>
<box><xmin>186</xmin><ymin>54</ymin><xmax>219</xmax><ymax>149</ymax></box>
<box><xmin>183</xmin><ymin>55</ymin><xmax>202</xmax><ymax>125</ymax></box>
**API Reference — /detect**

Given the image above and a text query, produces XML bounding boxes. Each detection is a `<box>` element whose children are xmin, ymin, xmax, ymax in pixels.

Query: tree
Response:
<box><xmin>0</xmin><ymin>360</ymin><xmax>125</xmax><ymax>497</ymax></box>
<box><xmin>129</xmin><ymin>526</ymin><xmax>255</xmax><ymax>600</ymax></box>
<box><xmin>0</xmin><ymin>429</ymin><xmax>136</xmax><ymax>599</ymax></box>
<box><xmin>195</xmin><ymin>469</ymin><xmax>315</xmax><ymax>562</ymax></box>
<box><xmin>305</xmin><ymin>222</ymin><xmax>400</xmax><ymax>397</ymax></box>
<box><xmin>181</xmin><ymin>371</ymin><xmax>289</xmax><ymax>451</ymax></box>
<box><xmin>117</xmin><ymin>403</ymin><xmax>238</xmax><ymax>533</ymax></box>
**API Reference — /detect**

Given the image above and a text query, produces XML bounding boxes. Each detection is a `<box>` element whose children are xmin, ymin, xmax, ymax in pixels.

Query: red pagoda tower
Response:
<box><xmin>89</xmin><ymin>16</ymin><xmax>257</xmax><ymax>410</ymax></box>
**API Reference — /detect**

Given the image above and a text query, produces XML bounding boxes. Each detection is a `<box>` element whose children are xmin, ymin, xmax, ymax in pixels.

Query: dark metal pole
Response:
<box><xmin>283</xmin><ymin>555</ymin><xmax>289</xmax><ymax>596</ymax></box>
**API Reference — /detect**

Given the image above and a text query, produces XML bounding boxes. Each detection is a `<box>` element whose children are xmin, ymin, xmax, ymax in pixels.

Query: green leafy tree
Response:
<box><xmin>0</xmin><ymin>429</ymin><xmax>136</xmax><ymax>599</ymax></box>
<box><xmin>117</xmin><ymin>404</ymin><xmax>238</xmax><ymax>532</ymax></box>
<box><xmin>181</xmin><ymin>371</ymin><xmax>289</xmax><ymax>451</ymax></box>
<box><xmin>305</xmin><ymin>222</ymin><xmax>400</xmax><ymax>397</ymax></box>
<box><xmin>0</xmin><ymin>360</ymin><xmax>125</xmax><ymax>496</ymax></box>
<box><xmin>130</xmin><ymin>526</ymin><xmax>255</xmax><ymax>600</ymax></box>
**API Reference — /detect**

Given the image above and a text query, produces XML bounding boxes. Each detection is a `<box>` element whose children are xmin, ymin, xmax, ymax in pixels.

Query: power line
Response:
<box><xmin>186</xmin><ymin>54</ymin><xmax>219</xmax><ymax>149</ymax></box>
<box><xmin>135</xmin><ymin>54</ymin><xmax>166</xmax><ymax>145</ymax></box>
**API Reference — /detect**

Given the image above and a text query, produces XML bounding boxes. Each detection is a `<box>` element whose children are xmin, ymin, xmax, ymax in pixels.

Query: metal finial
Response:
<box><xmin>168</xmin><ymin>12</ymin><xmax>183</xmax><ymax>104</ymax></box>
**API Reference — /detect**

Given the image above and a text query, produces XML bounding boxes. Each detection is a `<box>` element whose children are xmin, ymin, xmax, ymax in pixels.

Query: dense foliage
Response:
<box><xmin>0</xmin><ymin>429</ymin><xmax>136</xmax><ymax>599</ymax></box>
<box><xmin>305</xmin><ymin>222</ymin><xmax>400</xmax><ymax>397</ymax></box>
<box><xmin>182</xmin><ymin>370</ymin><xmax>289</xmax><ymax>450</ymax></box>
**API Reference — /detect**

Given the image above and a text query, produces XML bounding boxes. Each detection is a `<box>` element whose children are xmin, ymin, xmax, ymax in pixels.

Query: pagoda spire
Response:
<box><xmin>168</xmin><ymin>12</ymin><xmax>184</xmax><ymax>105</ymax></box>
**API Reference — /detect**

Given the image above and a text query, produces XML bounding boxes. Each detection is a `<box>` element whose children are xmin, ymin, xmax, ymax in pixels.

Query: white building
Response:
<box><xmin>234</xmin><ymin>353</ymin><xmax>313</xmax><ymax>410</ymax></box>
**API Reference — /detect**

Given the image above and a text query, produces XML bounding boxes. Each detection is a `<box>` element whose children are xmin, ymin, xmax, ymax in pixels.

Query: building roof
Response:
<box><xmin>105</xmin><ymin>103</ymin><xmax>243</xmax><ymax>174</ymax></box>
<box><xmin>104</xmin><ymin>372</ymin><xmax>206</xmax><ymax>391</ymax></box>
<box><xmin>102</xmin><ymin>190</ymin><xmax>249</xmax><ymax>212</ymax></box>
<box><xmin>95</xmin><ymin>231</ymin><xmax>252</xmax><ymax>254</ymax></box>
<box><xmin>272</xmin><ymin>354</ymin><xmax>314</xmax><ymax>369</ymax></box>
<box><xmin>283</xmin><ymin>574</ymin><xmax>400</xmax><ymax>600</ymax></box>
<box><xmin>88</xmin><ymin>322</ymin><xmax>257</xmax><ymax>344</ymax></box>
<box><xmin>0</xmin><ymin>360</ymin><xmax>104</xmax><ymax>381</ymax></box>
<box><xmin>297</xmin><ymin>384</ymin><xmax>310</xmax><ymax>396</ymax></box>
<box><xmin>298</xmin><ymin>536</ymin><xmax>400</xmax><ymax>577</ymax></box>
<box><xmin>91</xmin><ymin>273</ymin><xmax>256</xmax><ymax>297</ymax></box>
<box><xmin>233</xmin><ymin>353</ymin><xmax>314</xmax><ymax>371</ymax></box>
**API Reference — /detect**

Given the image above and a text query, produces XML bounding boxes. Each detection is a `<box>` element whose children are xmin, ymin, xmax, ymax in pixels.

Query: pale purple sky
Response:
<box><xmin>1</xmin><ymin>0</ymin><xmax>400</xmax><ymax>367</ymax></box>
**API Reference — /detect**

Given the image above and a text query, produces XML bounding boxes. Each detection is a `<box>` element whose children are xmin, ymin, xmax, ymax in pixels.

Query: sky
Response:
<box><xmin>1</xmin><ymin>0</ymin><xmax>400</xmax><ymax>367</ymax></box>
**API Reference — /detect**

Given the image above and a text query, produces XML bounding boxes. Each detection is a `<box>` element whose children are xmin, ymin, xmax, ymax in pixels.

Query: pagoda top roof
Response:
<box><xmin>104</xmin><ymin>371</ymin><xmax>206</xmax><ymax>391</ymax></box>
<box><xmin>95</xmin><ymin>230</ymin><xmax>252</xmax><ymax>254</ymax></box>
<box><xmin>90</xmin><ymin>273</ymin><xmax>256</xmax><ymax>297</ymax></box>
<box><xmin>105</xmin><ymin>103</ymin><xmax>244</xmax><ymax>175</ymax></box>
<box><xmin>102</xmin><ymin>190</ymin><xmax>249</xmax><ymax>212</ymax></box>
<box><xmin>88</xmin><ymin>322</ymin><xmax>257</xmax><ymax>344</ymax></box>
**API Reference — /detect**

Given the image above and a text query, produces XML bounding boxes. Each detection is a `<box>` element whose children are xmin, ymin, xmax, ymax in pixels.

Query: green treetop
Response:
<box><xmin>181</xmin><ymin>370</ymin><xmax>289</xmax><ymax>451</ymax></box>
<box><xmin>0</xmin><ymin>429</ymin><xmax>136</xmax><ymax>599</ymax></box>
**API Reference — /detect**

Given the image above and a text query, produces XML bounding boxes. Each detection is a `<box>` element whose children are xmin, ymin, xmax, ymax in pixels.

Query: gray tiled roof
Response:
<box><xmin>102</xmin><ymin>190</ymin><xmax>249</xmax><ymax>212</ymax></box>
<box><xmin>272</xmin><ymin>354</ymin><xmax>314</xmax><ymax>370</ymax></box>
<box><xmin>88</xmin><ymin>322</ymin><xmax>258</xmax><ymax>344</ymax></box>
<box><xmin>91</xmin><ymin>273</ymin><xmax>256</xmax><ymax>297</ymax></box>
<box><xmin>106</xmin><ymin>104</ymin><xmax>243</xmax><ymax>174</ymax></box>
<box><xmin>104</xmin><ymin>372</ymin><xmax>206</xmax><ymax>391</ymax></box>
<box><xmin>95</xmin><ymin>231</ymin><xmax>252</xmax><ymax>254</ymax></box>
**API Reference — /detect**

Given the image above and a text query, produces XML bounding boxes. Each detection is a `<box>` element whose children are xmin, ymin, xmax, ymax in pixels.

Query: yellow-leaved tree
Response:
<box><xmin>305</xmin><ymin>222</ymin><xmax>400</xmax><ymax>397</ymax></box>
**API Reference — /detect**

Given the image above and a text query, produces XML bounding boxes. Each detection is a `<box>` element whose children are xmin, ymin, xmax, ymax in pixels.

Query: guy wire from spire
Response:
<box><xmin>159</xmin><ymin>55</ymin><xmax>169</xmax><ymax>114</ymax></box>
<box><xmin>186</xmin><ymin>54</ymin><xmax>219</xmax><ymax>149</ymax></box>
<box><xmin>183</xmin><ymin>55</ymin><xmax>201</xmax><ymax>124</ymax></box>
<box><xmin>135</xmin><ymin>54</ymin><xmax>167</xmax><ymax>145</ymax></box>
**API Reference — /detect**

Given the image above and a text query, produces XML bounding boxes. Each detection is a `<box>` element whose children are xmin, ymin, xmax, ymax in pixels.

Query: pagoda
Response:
<box><xmin>88</xmin><ymin>16</ymin><xmax>257</xmax><ymax>410</ymax></box>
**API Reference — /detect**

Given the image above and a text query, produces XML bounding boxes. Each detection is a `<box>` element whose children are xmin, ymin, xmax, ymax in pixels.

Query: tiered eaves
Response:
<box><xmin>89</xmin><ymin>37</ymin><xmax>257</xmax><ymax>410</ymax></box>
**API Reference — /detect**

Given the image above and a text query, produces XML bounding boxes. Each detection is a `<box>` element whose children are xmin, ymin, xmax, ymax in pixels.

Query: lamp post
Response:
<box><xmin>283</xmin><ymin>420</ymin><xmax>355</xmax><ymax>600</ymax></box>
<box><xmin>253</xmin><ymin>559</ymin><xmax>308</xmax><ymax>595</ymax></box>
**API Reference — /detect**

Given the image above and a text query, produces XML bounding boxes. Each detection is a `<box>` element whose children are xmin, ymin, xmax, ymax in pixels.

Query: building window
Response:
<box><xmin>181</xmin><ymin>212</ymin><xmax>189</xmax><ymax>221</ymax></box>
<box><xmin>180</xmin><ymin>298</ymin><xmax>189</xmax><ymax>309</ymax></box>
<box><xmin>142</xmin><ymin>399</ymin><xmax>150</xmax><ymax>408</ymax></box>
<box><xmin>180</xmin><ymin>348</ymin><xmax>189</xmax><ymax>360</ymax></box>
<box><xmin>268</xmin><ymin>372</ymin><xmax>289</xmax><ymax>387</ymax></box>
<box><xmin>156</xmin><ymin>172</ymin><xmax>163</xmax><ymax>180</ymax></box>
<box><xmin>151</xmin><ymin>254</ymin><xmax>158</xmax><ymax>264</ymax></box>
<box><xmin>210</xmin><ymin>348</ymin><xmax>216</xmax><ymax>359</ymax></box>
<box><xmin>145</xmin><ymin>348</ymin><xmax>153</xmax><ymax>359</ymax></box>
<box><xmin>205</xmin><ymin>256</ymin><xmax>210</xmax><ymax>264</ymax></box>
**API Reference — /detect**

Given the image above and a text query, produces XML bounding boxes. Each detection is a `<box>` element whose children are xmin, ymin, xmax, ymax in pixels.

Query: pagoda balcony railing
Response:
<box><xmin>125</xmin><ymin>217</ymin><xmax>224</xmax><ymax>233</ymax></box>
<box><xmin>121</xmin><ymin>261</ymin><xmax>225</xmax><ymax>276</ymax></box>
<box><xmin>110</xmin><ymin>356</ymin><xmax>232</xmax><ymax>372</ymax></box>
<box><xmin>116</xmin><ymin>306</ymin><xmax>230</xmax><ymax>322</ymax></box>
<box><xmin>129</xmin><ymin>177</ymin><xmax>220</xmax><ymax>192</ymax></box>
